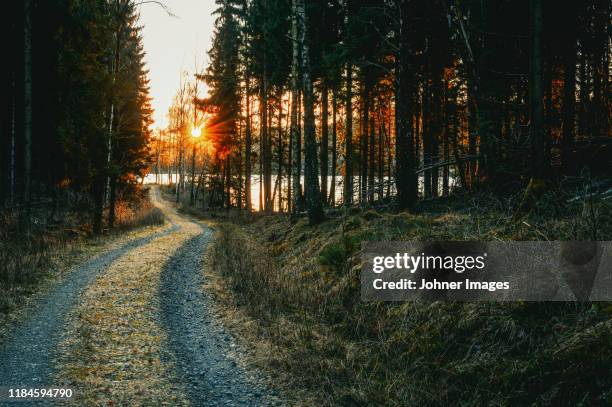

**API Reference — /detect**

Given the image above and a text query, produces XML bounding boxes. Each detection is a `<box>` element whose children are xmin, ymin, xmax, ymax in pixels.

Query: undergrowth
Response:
<box><xmin>207</xmin><ymin>187</ymin><xmax>612</xmax><ymax>406</ymax></box>
<box><xmin>0</xmin><ymin>187</ymin><xmax>164</xmax><ymax>318</ymax></box>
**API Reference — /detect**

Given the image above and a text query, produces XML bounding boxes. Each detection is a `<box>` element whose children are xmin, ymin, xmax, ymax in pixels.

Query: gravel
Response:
<box><xmin>0</xmin><ymin>190</ymin><xmax>283</xmax><ymax>406</ymax></box>
<box><xmin>0</xmin><ymin>225</ymin><xmax>177</xmax><ymax>406</ymax></box>
<box><xmin>160</xmin><ymin>223</ymin><xmax>282</xmax><ymax>407</ymax></box>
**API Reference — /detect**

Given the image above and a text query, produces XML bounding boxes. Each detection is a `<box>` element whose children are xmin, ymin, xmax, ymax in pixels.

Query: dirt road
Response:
<box><xmin>0</xmin><ymin>187</ymin><xmax>279</xmax><ymax>406</ymax></box>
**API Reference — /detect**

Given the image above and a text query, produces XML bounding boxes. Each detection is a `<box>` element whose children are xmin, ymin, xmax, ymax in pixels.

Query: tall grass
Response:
<box><xmin>210</xmin><ymin>189</ymin><xmax>612</xmax><ymax>406</ymax></box>
<box><xmin>0</xmin><ymin>188</ymin><xmax>164</xmax><ymax>318</ymax></box>
<box><xmin>0</xmin><ymin>212</ymin><xmax>62</xmax><ymax>314</ymax></box>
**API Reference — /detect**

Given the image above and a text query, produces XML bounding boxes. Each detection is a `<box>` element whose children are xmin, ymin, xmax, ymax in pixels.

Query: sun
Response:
<box><xmin>191</xmin><ymin>126</ymin><xmax>201</xmax><ymax>138</ymax></box>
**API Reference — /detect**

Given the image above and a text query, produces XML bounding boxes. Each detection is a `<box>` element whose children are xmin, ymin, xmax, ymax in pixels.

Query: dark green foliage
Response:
<box><xmin>318</xmin><ymin>234</ymin><xmax>358</xmax><ymax>273</ymax></box>
<box><xmin>1</xmin><ymin>0</ymin><xmax>152</xmax><ymax>233</ymax></box>
<box><xmin>204</xmin><ymin>0</ymin><xmax>242</xmax><ymax>156</ymax></box>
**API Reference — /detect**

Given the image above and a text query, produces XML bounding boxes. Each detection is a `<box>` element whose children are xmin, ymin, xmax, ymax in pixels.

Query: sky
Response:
<box><xmin>138</xmin><ymin>0</ymin><xmax>216</xmax><ymax>128</ymax></box>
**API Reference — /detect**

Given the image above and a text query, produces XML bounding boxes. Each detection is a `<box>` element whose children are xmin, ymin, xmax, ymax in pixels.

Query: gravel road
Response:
<box><xmin>160</xmin><ymin>222</ymin><xmax>281</xmax><ymax>406</ymax></box>
<box><xmin>0</xmin><ymin>188</ymin><xmax>280</xmax><ymax>406</ymax></box>
<box><xmin>0</xmin><ymin>224</ymin><xmax>177</xmax><ymax>406</ymax></box>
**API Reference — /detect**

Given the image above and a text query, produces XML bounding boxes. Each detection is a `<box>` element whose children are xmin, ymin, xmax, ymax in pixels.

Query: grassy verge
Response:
<box><xmin>0</xmin><ymin>188</ymin><xmax>164</xmax><ymax>337</ymax></box>
<box><xmin>201</xmin><ymin>187</ymin><xmax>612</xmax><ymax>406</ymax></box>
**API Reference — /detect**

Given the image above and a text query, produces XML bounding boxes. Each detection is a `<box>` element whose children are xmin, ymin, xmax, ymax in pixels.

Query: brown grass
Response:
<box><xmin>0</xmin><ymin>189</ymin><xmax>164</xmax><ymax>329</ymax></box>
<box><xmin>56</xmin><ymin>210</ymin><xmax>198</xmax><ymax>406</ymax></box>
<box><xmin>203</xmin><ymin>188</ymin><xmax>612</xmax><ymax>406</ymax></box>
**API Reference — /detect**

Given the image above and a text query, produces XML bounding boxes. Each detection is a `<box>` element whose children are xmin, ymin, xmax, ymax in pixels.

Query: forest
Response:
<box><xmin>1</xmin><ymin>0</ymin><xmax>152</xmax><ymax>234</ymax></box>
<box><xmin>2</xmin><ymin>0</ymin><xmax>610</xmax><ymax>226</ymax></box>
<box><xmin>0</xmin><ymin>0</ymin><xmax>611</xmax><ymax>405</ymax></box>
<box><xmin>153</xmin><ymin>0</ymin><xmax>611</xmax><ymax>225</ymax></box>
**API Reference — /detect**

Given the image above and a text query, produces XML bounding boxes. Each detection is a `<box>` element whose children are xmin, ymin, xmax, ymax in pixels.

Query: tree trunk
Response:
<box><xmin>320</xmin><ymin>83</ymin><xmax>329</xmax><ymax>204</ymax></box>
<box><xmin>176</xmin><ymin>138</ymin><xmax>182</xmax><ymax>203</ymax></box>
<box><xmin>368</xmin><ymin>109</ymin><xmax>375</xmax><ymax>202</ymax></box>
<box><xmin>190</xmin><ymin>145</ymin><xmax>196</xmax><ymax>205</ymax></box>
<box><xmin>344</xmin><ymin>62</ymin><xmax>353</xmax><ymax>206</ymax></box>
<box><xmin>297</xmin><ymin>0</ymin><xmax>324</xmax><ymax>224</ymax></box>
<box><xmin>106</xmin><ymin>23</ymin><xmax>121</xmax><ymax>207</ymax></box>
<box><xmin>277</xmin><ymin>96</ymin><xmax>283</xmax><ymax>212</ymax></box>
<box><xmin>431</xmin><ymin>70</ymin><xmax>442</xmax><ymax>198</ymax></box>
<box><xmin>226</xmin><ymin>155</ymin><xmax>231</xmax><ymax>208</ymax></box>
<box><xmin>378</xmin><ymin>107</ymin><xmax>384</xmax><ymax>201</ymax></box>
<box><xmin>236</xmin><ymin>94</ymin><xmax>243</xmax><ymax>211</ymax></box>
<box><xmin>330</xmin><ymin>85</ymin><xmax>338</xmax><ymax>206</ymax></box>
<box><xmin>423</xmin><ymin>76</ymin><xmax>432</xmax><ymax>198</ymax></box>
<box><xmin>291</xmin><ymin>0</ymin><xmax>302</xmax><ymax>214</ymax></box>
<box><xmin>530</xmin><ymin>0</ymin><xmax>546</xmax><ymax>178</ymax></box>
<box><xmin>92</xmin><ymin>176</ymin><xmax>104</xmax><ymax>234</ymax></box>
<box><xmin>467</xmin><ymin>92</ymin><xmax>477</xmax><ymax>187</ymax></box>
<box><xmin>108</xmin><ymin>176</ymin><xmax>117</xmax><ymax>228</ymax></box>
<box><xmin>261</xmin><ymin>80</ymin><xmax>271</xmax><ymax>212</ymax></box>
<box><xmin>360</xmin><ymin>85</ymin><xmax>369</xmax><ymax>205</ymax></box>
<box><xmin>23</xmin><ymin>0</ymin><xmax>33</xmax><ymax>221</ymax></box>
<box><xmin>245</xmin><ymin>78</ymin><xmax>252</xmax><ymax>211</ymax></box>
<box><xmin>288</xmin><ymin>98</ymin><xmax>293</xmax><ymax>212</ymax></box>
<box><xmin>476</xmin><ymin>0</ymin><xmax>502</xmax><ymax>181</ymax></box>
<box><xmin>9</xmin><ymin>78</ymin><xmax>16</xmax><ymax>207</ymax></box>
<box><xmin>394</xmin><ymin>0</ymin><xmax>417</xmax><ymax>209</ymax></box>
<box><xmin>561</xmin><ymin>7</ymin><xmax>577</xmax><ymax>175</ymax></box>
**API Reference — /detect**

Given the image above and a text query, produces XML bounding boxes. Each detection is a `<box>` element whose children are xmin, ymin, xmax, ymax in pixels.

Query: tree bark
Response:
<box><xmin>330</xmin><ymin>85</ymin><xmax>338</xmax><ymax>206</ymax></box>
<box><xmin>23</xmin><ymin>0</ymin><xmax>33</xmax><ymax>220</ymax></box>
<box><xmin>262</xmin><ymin>79</ymin><xmax>271</xmax><ymax>212</ymax></box>
<box><xmin>368</xmin><ymin>107</ymin><xmax>375</xmax><ymax>202</ymax></box>
<box><xmin>108</xmin><ymin>176</ymin><xmax>117</xmax><ymax>228</ymax></box>
<box><xmin>344</xmin><ymin>62</ymin><xmax>353</xmax><ymax>206</ymax></box>
<box><xmin>291</xmin><ymin>0</ymin><xmax>302</xmax><ymax>214</ymax></box>
<box><xmin>297</xmin><ymin>0</ymin><xmax>324</xmax><ymax>224</ymax></box>
<box><xmin>360</xmin><ymin>84</ymin><xmax>369</xmax><ymax>205</ymax></box>
<box><xmin>530</xmin><ymin>0</ymin><xmax>546</xmax><ymax>178</ymax></box>
<box><xmin>190</xmin><ymin>145</ymin><xmax>196</xmax><ymax>205</ymax></box>
<box><xmin>561</xmin><ymin>7</ymin><xmax>577</xmax><ymax>175</ymax></box>
<box><xmin>394</xmin><ymin>0</ymin><xmax>417</xmax><ymax>209</ymax></box>
<box><xmin>9</xmin><ymin>77</ymin><xmax>16</xmax><ymax>207</ymax></box>
<box><xmin>378</xmin><ymin>107</ymin><xmax>384</xmax><ymax>201</ymax></box>
<box><xmin>245</xmin><ymin>77</ymin><xmax>252</xmax><ymax>211</ymax></box>
<box><xmin>277</xmin><ymin>96</ymin><xmax>283</xmax><ymax>212</ymax></box>
<box><xmin>320</xmin><ymin>84</ymin><xmax>329</xmax><ymax>204</ymax></box>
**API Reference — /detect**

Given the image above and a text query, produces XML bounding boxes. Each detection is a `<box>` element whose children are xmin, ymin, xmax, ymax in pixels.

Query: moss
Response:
<box><xmin>203</xmin><ymin>188</ymin><xmax>612</xmax><ymax>406</ymax></box>
<box><xmin>361</xmin><ymin>210</ymin><xmax>382</xmax><ymax>221</ymax></box>
<box><xmin>344</xmin><ymin>215</ymin><xmax>362</xmax><ymax>230</ymax></box>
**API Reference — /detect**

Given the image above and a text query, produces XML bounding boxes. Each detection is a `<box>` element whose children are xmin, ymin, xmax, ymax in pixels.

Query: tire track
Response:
<box><xmin>0</xmin><ymin>223</ymin><xmax>177</xmax><ymax>405</ymax></box>
<box><xmin>159</xmin><ymin>221</ymin><xmax>281</xmax><ymax>406</ymax></box>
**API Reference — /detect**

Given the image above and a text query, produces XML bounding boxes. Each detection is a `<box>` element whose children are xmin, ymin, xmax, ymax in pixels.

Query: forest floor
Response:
<box><xmin>183</xmin><ymin>184</ymin><xmax>612</xmax><ymax>406</ymax></box>
<box><xmin>0</xmin><ymin>187</ymin><xmax>281</xmax><ymax>406</ymax></box>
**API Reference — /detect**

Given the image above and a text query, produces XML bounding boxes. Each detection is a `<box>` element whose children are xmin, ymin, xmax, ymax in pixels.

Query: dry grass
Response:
<box><xmin>204</xmin><ymin>188</ymin><xmax>612</xmax><ymax>406</ymax></box>
<box><xmin>55</xmin><ymin>191</ymin><xmax>201</xmax><ymax>406</ymax></box>
<box><xmin>112</xmin><ymin>190</ymin><xmax>165</xmax><ymax>231</ymax></box>
<box><xmin>56</xmin><ymin>224</ymin><xmax>196</xmax><ymax>406</ymax></box>
<box><xmin>0</xmin><ymin>189</ymin><xmax>164</xmax><ymax>330</ymax></box>
<box><xmin>0</xmin><ymin>213</ymin><xmax>92</xmax><ymax>319</ymax></box>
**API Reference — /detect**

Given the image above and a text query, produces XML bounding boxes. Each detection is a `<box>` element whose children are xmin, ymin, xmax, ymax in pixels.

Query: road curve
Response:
<box><xmin>157</xmin><ymin>189</ymin><xmax>281</xmax><ymax>406</ymax></box>
<box><xmin>0</xmin><ymin>187</ymin><xmax>280</xmax><ymax>406</ymax></box>
<box><xmin>0</xmin><ymin>220</ymin><xmax>176</xmax><ymax>405</ymax></box>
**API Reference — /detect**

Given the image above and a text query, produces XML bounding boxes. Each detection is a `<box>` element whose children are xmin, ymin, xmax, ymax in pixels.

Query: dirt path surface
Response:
<box><xmin>0</xmin><ymin>226</ymin><xmax>174</xmax><ymax>402</ymax></box>
<box><xmin>0</xmin><ymin>187</ymin><xmax>280</xmax><ymax>406</ymax></box>
<box><xmin>160</xmin><ymin>228</ymin><xmax>280</xmax><ymax>406</ymax></box>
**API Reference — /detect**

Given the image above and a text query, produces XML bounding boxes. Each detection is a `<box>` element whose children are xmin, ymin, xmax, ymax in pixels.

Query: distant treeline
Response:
<box><xmin>0</xmin><ymin>0</ymin><xmax>152</xmax><ymax>233</ymax></box>
<box><xmin>159</xmin><ymin>0</ymin><xmax>610</xmax><ymax>223</ymax></box>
